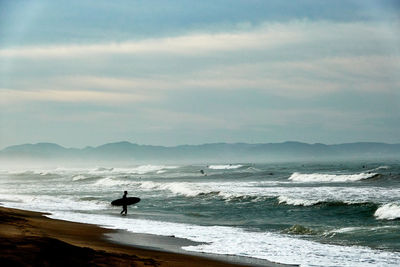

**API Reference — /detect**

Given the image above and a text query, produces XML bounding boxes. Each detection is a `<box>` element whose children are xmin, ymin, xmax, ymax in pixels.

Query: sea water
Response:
<box><xmin>1</xmin><ymin>161</ymin><xmax>400</xmax><ymax>266</ymax></box>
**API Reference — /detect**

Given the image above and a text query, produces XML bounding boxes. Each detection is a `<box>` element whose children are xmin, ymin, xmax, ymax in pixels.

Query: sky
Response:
<box><xmin>0</xmin><ymin>0</ymin><xmax>399</xmax><ymax>148</ymax></box>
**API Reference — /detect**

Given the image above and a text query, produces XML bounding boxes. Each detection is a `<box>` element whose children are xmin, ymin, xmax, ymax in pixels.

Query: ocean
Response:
<box><xmin>1</xmin><ymin>161</ymin><xmax>400</xmax><ymax>266</ymax></box>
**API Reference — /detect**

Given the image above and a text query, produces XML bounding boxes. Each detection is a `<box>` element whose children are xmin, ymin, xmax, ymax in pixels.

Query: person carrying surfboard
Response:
<box><xmin>120</xmin><ymin>191</ymin><xmax>128</xmax><ymax>215</ymax></box>
<box><xmin>111</xmin><ymin>193</ymin><xmax>140</xmax><ymax>213</ymax></box>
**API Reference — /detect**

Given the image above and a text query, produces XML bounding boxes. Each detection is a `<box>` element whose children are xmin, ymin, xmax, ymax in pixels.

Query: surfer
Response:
<box><xmin>120</xmin><ymin>191</ymin><xmax>128</xmax><ymax>215</ymax></box>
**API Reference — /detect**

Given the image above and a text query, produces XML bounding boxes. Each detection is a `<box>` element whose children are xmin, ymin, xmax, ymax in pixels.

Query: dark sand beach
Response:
<box><xmin>0</xmin><ymin>206</ymin><xmax>291</xmax><ymax>267</ymax></box>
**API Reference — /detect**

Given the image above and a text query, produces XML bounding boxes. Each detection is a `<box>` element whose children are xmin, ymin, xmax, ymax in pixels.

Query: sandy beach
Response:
<box><xmin>0</xmin><ymin>206</ymin><xmax>289</xmax><ymax>267</ymax></box>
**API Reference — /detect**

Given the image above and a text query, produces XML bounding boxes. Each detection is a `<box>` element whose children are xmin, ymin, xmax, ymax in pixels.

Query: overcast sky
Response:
<box><xmin>1</xmin><ymin>0</ymin><xmax>399</xmax><ymax>148</ymax></box>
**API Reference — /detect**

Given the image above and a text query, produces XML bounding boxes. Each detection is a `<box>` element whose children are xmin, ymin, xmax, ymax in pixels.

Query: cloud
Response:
<box><xmin>0</xmin><ymin>24</ymin><xmax>302</xmax><ymax>58</ymax></box>
<box><xmin>1</xmin><ymin>20</ymin><xmax>398</xmax><ymax>60</ymax></box>
<box><xmin>54</xmin><ymin>76</ymin><xmax>178</xmax><ymax>91</ymax></box>
<box><xmin>5</xmin><ymin>20</ymin><xmax>396</xmax><ymax>59</ymax></box>
<box><xmin>0</xmin><ymin>88</ymin><xmax>157</xmax><ymax>105</ymax></box>
<box><xmin>2</xmin><ymin>53</ymin><xmax>399</xmax><ymax>107</ymax></box>
<box><xmin>1</xmin><ymin>20</ymin><xmax>399</xmax><ymax>102</ymax></box>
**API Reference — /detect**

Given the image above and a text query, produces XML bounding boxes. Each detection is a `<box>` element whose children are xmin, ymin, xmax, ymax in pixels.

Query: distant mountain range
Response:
<box><xmin>1</xmin><ymin>141</ymin><xmax>399</xmax><ymax>163</ymax></box>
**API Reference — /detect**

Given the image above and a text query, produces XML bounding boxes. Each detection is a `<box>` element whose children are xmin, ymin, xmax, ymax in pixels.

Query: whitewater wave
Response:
<box><xmin>289</xmin><ymin>172</ymin><xmax>379</xmax><ymax>182</ymax></box>
<box><xmin>375</xmin><ymin>203</ymin><xmax>400</xmax><ymax>220</ymax></box>
<box><xmin>134</xmin><ymin>180</ymin><xmax>400</xmax><ymax>208</ymax></box>
<box><xmin>375</xmin><ymin>165</ymin><xmax>389</xmax><ymax>170</ymax></box>
<box><xmin>93</xmin><ymin>177</ymin><xmax>134</xmax><ymax>187</ymax></box>
<box><xmin>72</xmin><ymin>174</ymin><xmax>92</xmax><ymax>181</ymax></box>
<box><xmin>6</xmin><ymin>170</ymin><xmax>54</xmax><ymax>176</ymax></box>
<box><xmin>278</xmin><ymin>195</ymin><xmax>380</xmax><ymax>208</ymax></box>
<box><xmin>138</xmin><ymin>181</ymin><xmax>211</xmax><ymax>197</ymax></box>
<box><xmin>278</xmin><ymin>196</ymin><xmax>320</xmax><ymax>206</ymax></box>
<box><xmin>138</xmin><ymin>181</ymin><xmax>310</xmax><ymax>204</ymax></box>
<box><xmin>330</xmin><ymin>226</ymin><xmax>365</xmax><ymax>234</ymax></box>
<box><xmin>330</xmin><ymin>225</ymin><xmax>400</xmax><ymax>235</ymax></box>
<box><xmin>137</xmin><ymin>181</ymin><xmax>262</xmax><ymax>201</ymax></box>
<box><xmin>208</xmin><ymin>164</ymin><xmax>243</xmax><ymax>170</ymax></box>
<box><xmin>0</xmin><ymin>194</ymin><xmax>108</xmax><ymax>212</ymax></box>
<box><xmin>85</xmin><ymin>165</ymin><xmax>178</xmax><ymax>175</ymax></box>
<box><xmin>94</xmin><ymin>167</ymin><xmax>114</xmax><ymax>172</ymax></box>
<box><xmin>113</xmin><ymin>165</ymin><xmax>179</xmax><ymax>175</ymax></box>
<box><xmin>5</xmin><ymin>165</ymin><xmax>179</xmax><ymax>177</ymax></box>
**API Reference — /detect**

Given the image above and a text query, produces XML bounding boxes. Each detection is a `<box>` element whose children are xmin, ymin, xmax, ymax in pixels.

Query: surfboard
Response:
<box><xmin>111</xmin><ymin>197</ymin><xmax>141</xmax><ymax>206</ymax></box>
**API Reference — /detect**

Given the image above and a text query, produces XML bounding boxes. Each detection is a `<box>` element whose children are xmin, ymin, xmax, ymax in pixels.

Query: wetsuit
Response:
<box><xmin>121</xmin><ymin>193</ymin><xmax>128</xmax><ymax>215</ymax></box>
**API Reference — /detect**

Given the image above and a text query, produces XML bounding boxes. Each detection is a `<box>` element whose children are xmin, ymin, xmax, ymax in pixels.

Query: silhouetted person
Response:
<box><xmin>120</xmin><ymin>191</ymin><xmax>128</xmax><ymax>215</ymax></box>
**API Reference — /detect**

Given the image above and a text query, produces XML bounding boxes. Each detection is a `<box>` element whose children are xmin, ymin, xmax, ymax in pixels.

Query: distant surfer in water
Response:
<box><xmin>120</xmin><ymin>191</ymin><xmax>128</xmax><ymax>215</ymax></box>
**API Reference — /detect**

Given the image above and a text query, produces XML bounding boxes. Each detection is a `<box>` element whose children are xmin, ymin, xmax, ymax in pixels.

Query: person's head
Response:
<box><xmin>124</xmin><ymin>191</ymin><xmax>128</xmax><ymax>195</ymax></box>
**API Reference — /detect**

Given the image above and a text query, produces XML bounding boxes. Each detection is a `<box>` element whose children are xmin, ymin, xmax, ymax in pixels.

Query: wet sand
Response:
<box><xmin>0</xmin><ymin>206</ymin><xmax>294</xmax><ymax>266</ymax></box>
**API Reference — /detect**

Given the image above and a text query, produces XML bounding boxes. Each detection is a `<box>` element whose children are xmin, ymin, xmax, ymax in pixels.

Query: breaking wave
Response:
<box><xmin>278</xmin><ymin>196</ymin><xmax>320</xmax><ymax>206</ymax></box>
<box><xmin>0</xmin><ymin>194</ymin><xmax>108</xmax><ymax>212</ymax></box>
<box><xmin>138</xmin><ymin>181</ymin><xmax>211</xmax><ymax>197</ymax></box>
<box><xmin>369</xmin><ymin>166</ymin><xmax>390</xmax><ymax>171</ymax></box>
<box><xmin>375</xmin><ymin>203</ymin><xmax>400</xmax><ymax>220</ymax></box>
<box><xmin>208</xmin><ymin>164</ymin><xmax>243</xmax><ymax>170</ymax></box>
<box><xmin>6</xmin><ymin>170</ymin><xmax>54</xmax><ymax>176</ymax></box>
<box><xmin>278</xmin><ymin>196</ymin><xmax>380</xmax><ymax>208</ymax></box>
<box><xmin>103</xmin><ymin>165</ymin><xmax>179</xmax><ymax>175</ymax></box>
<box><xmin>94</xmin><ymin>167</ymin><xmax>114</xmax><ymax>172</ymax></box>
<box><xmin>93</xmin><ymin>177</ymin><xmax>133</xmax><ymax>187</ymax></box>
<box><xmin>135</xmin><ymin>180</ymin><xmax>399</xmax><ymax>208</ymax></box>
<box><xmin>289</xmin><ymin>172</ymin><xmax>379</xmax><ymax>183</ymax></box>
<box><xmin>137</xmin><ymin>181</ymin><xmax>262</xmax><ymax>201</ymax></box>
<box><xmin>4</xmin><ymin>165</ymin><xmax>179</xmax><ymax>177</ymax></box>
<box><xmin>72</xmin><ymin>174</ymin><xmax>93</xmax><ymax>181</ymax></box>
<box><xmin>330</xmin><ymin>225</ymin><xmax>400</xmax><ymax>235</ymax></box>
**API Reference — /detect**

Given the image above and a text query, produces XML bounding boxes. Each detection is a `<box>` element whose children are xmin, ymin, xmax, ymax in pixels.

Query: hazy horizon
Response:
<box><xmin>1</xmin><ymin>141</ymin><xmax>399</xmax><ymax>168</ymax></box>
<box><xmin>1</xmin><ymin>1</ymin><xmax>399</xmax><ymax>148</ymax></box>
<box><xmin>3</xmin><ymin>139</ymin><xmax>400</xmax><ymax>150</ymax></box>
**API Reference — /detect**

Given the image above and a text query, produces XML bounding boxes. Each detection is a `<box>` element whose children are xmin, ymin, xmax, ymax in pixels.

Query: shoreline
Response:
<box><xmin>0</xmin><ymin>206</ymin><xmax>296</xmax><ymax>267</ymax></box>
<box><xmin>106</xmin><ymin>231</ymin><xmax>289</xmax><ymax>267</ymax></box>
